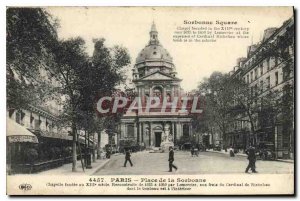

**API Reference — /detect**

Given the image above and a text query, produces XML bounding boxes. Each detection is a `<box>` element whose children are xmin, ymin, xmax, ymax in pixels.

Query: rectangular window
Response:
<box><xmin>255</xmin><ymin>69</ymin><xmax>258</xmax><ymax>79</ymax></box>
<box><xmin>275</xmin><ymin>72</ymin><xmax>279</xmax><ymax>85</ymax></box>
<box><xmin>247</xmin><ymin>74</ymin><xmax>249</xmax><ymax>83</ymax></box>
<box><xmin>127</xmin><ymin>124</ymin><xmax>135</xmax><ymax>138</ymax></box>
<box><xmin>275</xmin><ymin>56</ymin><xmax>278</xmax><ymax>66</ymax></box>
<box><xmin>266</xmin><ymin>76</ymin><xmax>270</xmax><ymax>89</ymax></box>
<box><xmin>260</xmin><ymin>80</ymin><xmax>264</xmax><ymax>93</ymax></box>
<box><xmin>267</xmin><ymin>58</ymin><xmax>270</xmax><ymax>70</ymax></box>
<box><xmin>250</xmin><ymin>72</ymin><xmax>253</xmax><ymax>82</ymax></box>
<box><xmin>283</xmin><ymin>67</ymin><xmax>290</xmax><ymax>81</ymax></box>
<box><xmin>16</xmin><ymin>111</ymin><xmax>21</xmax><ymax>124</ymax></box>
<box><xmin>255</xmin><ymin>84</ymin><xmax>258</xmax><ymax>96</ymax></box>
<box><xmin>260</xmin><ymin>65</ymin><xmax>263</xmax><ymax>76</ymax></box>
<box><xmin>34</xmin><ymin>119</ymin><xmax>41</xmax><ymax>130</ymax></box>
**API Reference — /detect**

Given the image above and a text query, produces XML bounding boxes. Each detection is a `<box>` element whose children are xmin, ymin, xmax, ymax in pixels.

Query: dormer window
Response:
<box><xmin>153</xmin><ymin>51</ymin><xmax>157</xmax><ymax>55</ymax></box>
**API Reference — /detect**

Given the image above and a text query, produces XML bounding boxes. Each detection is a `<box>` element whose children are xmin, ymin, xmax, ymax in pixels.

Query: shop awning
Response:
<box><xmin>27</xmin><ymin>129</ymin><xmax>73</xmax><ymax>141</ymax></box>
<box><xmin>7</xmin><ymin>119</ymin><xmax>38</xmax><ymax>143</ymax></box>
<box><xmin>42</xmin><ymin>130</ymin><xmax>73</xmax><ymax>141</ymax></box>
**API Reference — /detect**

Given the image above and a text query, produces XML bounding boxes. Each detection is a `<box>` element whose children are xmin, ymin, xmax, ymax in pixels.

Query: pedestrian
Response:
<box><xmin>168</xmin><ymin>146</ymin><xmax>178</xmax><ymax>172</ymax></box>
<box><xmin>191</xmin><ymin>146</ymin><xmax>195</xmax><ymax>157</ymax></box>
<box><xmin>245</xmin><ymin>145</ymin><xmax>258</xmax><ymax>173</ymax></box>
<box><xmin>229</xmin><ymin>146</ymin><xmax>235</xmax><ymax>157</ymax></box>
<box><xmin>124</xmin><ymin>149</ymin><xmax>133</xmax><ymax>167</ymax></box>
<box><xmin>106</xmin><ymin>149</ymin><xmax>111</xmax><ymax>159</ymax></box>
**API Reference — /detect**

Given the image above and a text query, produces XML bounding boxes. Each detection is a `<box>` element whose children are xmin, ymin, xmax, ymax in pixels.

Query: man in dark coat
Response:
<box><xmin>168</xmin><ymin>146</ymin><xmax>178</xmax><ymax>172</ymax></box>
<box><xmin>124</xmin><ymin>149</ymin><xmax>133</xmax><ymax>167</ymax></box>
<box><xmin>245</xmin><ymin>145</ymin><xmax>258</xmax><ymax>173</ymax></box>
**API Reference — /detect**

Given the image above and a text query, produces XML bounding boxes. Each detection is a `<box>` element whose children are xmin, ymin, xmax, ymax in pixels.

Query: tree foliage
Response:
<box><xmin>196</xmin><ymin>72</ymin><xmax>234</xmax><ymax>147</ymax></box>
<box><xmin>7</xmin><ymin>8</ymin><xmax>59</xmax><ymax>109</ymax></box>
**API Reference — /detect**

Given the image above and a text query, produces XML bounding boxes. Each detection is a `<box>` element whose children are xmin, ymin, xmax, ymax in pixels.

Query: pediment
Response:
<box><xmin>139</xmin><ymin>71</ymin><xmax>179</xmax><ymax>81</ymax></box>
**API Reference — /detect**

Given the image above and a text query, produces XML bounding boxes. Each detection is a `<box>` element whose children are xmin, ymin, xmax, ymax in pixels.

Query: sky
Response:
<box><xmin>47</xmin><ymin>7</ymin><xmax>293</xmax><ymax>91</ymax></box>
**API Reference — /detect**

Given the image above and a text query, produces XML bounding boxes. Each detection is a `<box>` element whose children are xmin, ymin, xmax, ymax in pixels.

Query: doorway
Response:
<box><xmin>155</xmin><ymin>132</ymin><xmax>162</xmax><ymax>147</ymax></box>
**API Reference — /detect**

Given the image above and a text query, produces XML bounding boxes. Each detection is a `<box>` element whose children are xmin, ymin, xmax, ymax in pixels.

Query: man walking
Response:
<box><xmin>124</xmin><ymin>149</ymin><xmax>133</xmax><ymax>167</ymax></box>
<box><xmin>245</xmin><ymin>145</ymin><xmax>258</xmax><ymax>173</ymax></box>
<box><xmin>168</xmin><ymin>146</ymin><xmax>178</xmax><ymax>172</ymax></box>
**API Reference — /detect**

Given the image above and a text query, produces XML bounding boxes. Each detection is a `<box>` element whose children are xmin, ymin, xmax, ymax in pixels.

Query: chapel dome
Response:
<box><xmin>135</xmin><ymin>22</ymin><xmax>173</xmax><ymax>64</ymax></box>
<box><xmin>136</xmin><ymin>44</ymin><xmax>173</xmax><ymax>63</ymax></box>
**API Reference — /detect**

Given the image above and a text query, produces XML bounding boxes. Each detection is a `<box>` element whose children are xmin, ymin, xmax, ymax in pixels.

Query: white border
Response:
<box><xmin>1</xmin><ymin>1</ymin><xmax>298</xmax><ymax>201</ymax></box>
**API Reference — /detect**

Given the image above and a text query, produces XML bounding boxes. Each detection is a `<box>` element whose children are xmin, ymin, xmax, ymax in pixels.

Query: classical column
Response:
<box><xmin>120</xmin><ymin>123</ymin><xmax>125</xmax><ymax>138</ymax></box>
<box><xmin>172</xmin><ymin>122</ymin><xmax>175</xmax><ymax>142</ymax></box>
<box><xmin>171</xmin><ymin>86</ymin><xmax>174</xmax><ymax>101</ymax></box>
<box><xmin>149</xmin><ymin>122</ymin><xmax>152</xmax><ymax>147</ymax></box>
<box><xmin>173</xmin><ymin>122</ymin><xmax>177</xmax><ymax>144</ymax></box>
<box><xmin>150</xmin><ymin>86</ymin><xmax>153</xmax><ymax>97</ymax></box>
<box><xmin>176</xmin><ymin>123</ymin><xmax>180</xmax><ymax>140</ymax></box>
<box><xmin>139</xmin><ymin>122</ymin><xmax>142</xmax><ymax>144</ymax></box>
<box><xmin>177</xmin><ymin>123</ymin><xmax>182</xmax><ymax>139</ymax></box>
<box><xmin>141</xmin><ymin>122</ymin><xmax>144</xmax><ymax>143</ymax></box>
<box><xmin>136</xmin><ymin>122</ymin><xmax>140</xmax><ymax>143</ymax></box>
<box><xmin>134</xmin><ymin>123</ymin><xmax>137</xmax><ymax>140</ymax></box>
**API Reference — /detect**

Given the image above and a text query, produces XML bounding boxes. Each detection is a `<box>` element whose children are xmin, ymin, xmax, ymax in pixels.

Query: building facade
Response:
<box><xmin>119</xmin><ymin>23</ymin><xmax>192</xmax><ymax>149</ymax></box>
<box><xmin>226</xmin><ymin>17</ymin><xmax>294</xmax><ymax>159</ymax></box>
<box><xmin>7</xmin><ymin>61</ymin><xmax>97</xmax><ymax>173</ymax></box>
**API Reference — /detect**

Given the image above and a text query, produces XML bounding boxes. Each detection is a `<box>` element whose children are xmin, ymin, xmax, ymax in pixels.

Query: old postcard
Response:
<box><xmin>6</xmin><ymin>6</ymin><xmax>294</xmax><ymax>195</ymax></box>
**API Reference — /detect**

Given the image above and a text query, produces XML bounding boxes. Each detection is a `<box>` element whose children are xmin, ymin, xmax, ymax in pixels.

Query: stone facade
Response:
<box><xmin>226</xmin><ymin>17</ymin><xmax>294</xmax><ymax>159</ymax></box>
<box><xmin>119</xmin><ymin>23</ymin><xmax>192</xmax><ymax>149</ymax></box>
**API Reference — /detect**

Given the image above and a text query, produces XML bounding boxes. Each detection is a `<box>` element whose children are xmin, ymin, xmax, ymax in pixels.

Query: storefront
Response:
<box><xmin>7</xmin><ymin>119</ymin><xmax>39</xmax><ymax>174</ymax></box>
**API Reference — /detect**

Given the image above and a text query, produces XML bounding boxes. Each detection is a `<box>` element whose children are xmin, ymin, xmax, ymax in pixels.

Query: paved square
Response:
<box><xmin>94</xmin><ymin>151</ymin><xmax>294</xmax><ymax>175</ymax></box>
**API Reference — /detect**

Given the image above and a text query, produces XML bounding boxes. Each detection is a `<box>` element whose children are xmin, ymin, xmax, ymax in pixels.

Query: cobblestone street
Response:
<box><xmin>94</xmin><ymin>151</ymin><xmax>294</xmax><ymax>175</ymax></box>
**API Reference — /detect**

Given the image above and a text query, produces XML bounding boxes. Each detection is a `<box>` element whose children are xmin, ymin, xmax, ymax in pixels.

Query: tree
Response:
<box><xmin>7</xmin><ymin>8</ymin><xmax>59</xmax><ymax>109</ymax></box>
<box><xmin>52</xmin><ymin>37</ymin><xmax>89</xmax><ymax>172</ymax></box>
<box><xmin>196</xmin><ymin>72</ymin><xmax>234</xmax><ymax>149</ymax></box>
<box><xmin>90</xmin><ymin>38</ymin><xmax>130</xmax><ymax>158</ymax></box>
<box><xmin>228</xmin><ymin>76</ymin><xmax>280</xmax><ymax>147</ymax></box>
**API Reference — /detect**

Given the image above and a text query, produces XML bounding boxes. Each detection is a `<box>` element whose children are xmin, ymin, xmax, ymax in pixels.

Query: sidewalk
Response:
<box><xmin>38</xmin><ymin>158</ymin><xmax>110</xmax><ymax>175</ymax></box>
<box><xmin>207</xmin><ymin>149</ymin><xmax>294</xmax><ymax>163</ymax></box>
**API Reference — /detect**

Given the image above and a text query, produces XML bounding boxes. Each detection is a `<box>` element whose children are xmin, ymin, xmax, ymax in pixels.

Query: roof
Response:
<box><xmin>135</xmin><ymin>44</ymin><xmax>173</xmax><ymax>64</ymax></box>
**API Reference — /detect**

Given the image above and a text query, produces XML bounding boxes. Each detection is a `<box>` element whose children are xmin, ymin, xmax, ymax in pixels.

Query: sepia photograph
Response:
<box><xmin>6</xmin><ymin>6</ymin><xmax>294</xmax><ymax>195</ymax></box>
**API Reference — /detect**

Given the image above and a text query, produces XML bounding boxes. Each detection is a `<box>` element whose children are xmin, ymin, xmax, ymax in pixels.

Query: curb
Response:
<box><xmin>89</xmin><ymin>159</ymin><xmax>110</xmax><ymax>175</ymax></box>
<box><xmin>207</xmin><ymin>150</ymin><xmax>294</xmax><ymax>163</ymax></box>
<box><xmin>275</xmin><ymin>159</ymin><xmax>294</xmax><ymax>164</ymax></box>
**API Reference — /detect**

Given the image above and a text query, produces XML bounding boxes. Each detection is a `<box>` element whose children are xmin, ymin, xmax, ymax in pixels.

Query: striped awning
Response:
<box><xmin>7</xmin><ymin>119</ymin><xmax>38</xmax><ymax>143</ymax></box>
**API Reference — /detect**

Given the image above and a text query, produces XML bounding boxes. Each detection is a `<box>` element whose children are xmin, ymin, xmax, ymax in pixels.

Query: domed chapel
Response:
<box><xmin>119</xmin><ymin>22</ymin><xmax>192</xmax><ymax>149</ymax></box>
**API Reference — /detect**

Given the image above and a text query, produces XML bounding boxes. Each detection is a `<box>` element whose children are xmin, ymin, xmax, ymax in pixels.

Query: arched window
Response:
<box><xmin>153</xmin><ymin>86</ymin><xmax>163</xmax><ymax>100</ymax></box>
<box><xmin>167</xmin><ymin>93</ymin><xmax>171</xmax><ymax>102</ymax></box>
